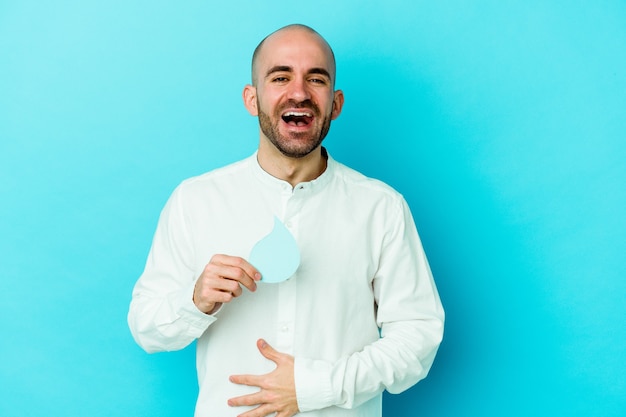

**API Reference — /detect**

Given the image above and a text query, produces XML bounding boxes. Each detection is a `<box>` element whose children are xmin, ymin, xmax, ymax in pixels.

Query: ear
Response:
<box><xmin>331</xmin><ymin>89</ymin><xmax>345</xmax><ymax>120</ymax></box>
<box><xmin>243</xmin><ymin>84</ymin><xmax>258</xmax><ymax>116</ymax></box>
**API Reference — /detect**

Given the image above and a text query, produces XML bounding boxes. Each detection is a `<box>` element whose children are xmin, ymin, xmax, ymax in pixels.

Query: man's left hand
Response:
<box><xmin>228</xmin><ymin>339</ymin><xmax>299</xmax><ymax>417</ymax></box>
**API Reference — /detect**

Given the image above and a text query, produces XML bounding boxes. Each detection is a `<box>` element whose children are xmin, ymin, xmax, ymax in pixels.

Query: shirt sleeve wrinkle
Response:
<box><xmin>295</xmin><ymin>317</ymin><xmax>443</xmax><ymax>410</ymax></box>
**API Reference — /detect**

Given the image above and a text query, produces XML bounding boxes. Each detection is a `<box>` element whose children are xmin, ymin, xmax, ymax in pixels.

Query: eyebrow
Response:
<box><xmin>265</xmin><ymin>65</ymin><xmax>332</xmax><ymax>80</ymax></box>
<box><xmin>308</xmin><ymin>67</ymin><xmax>332</xmax><ymax>79</ymax></box>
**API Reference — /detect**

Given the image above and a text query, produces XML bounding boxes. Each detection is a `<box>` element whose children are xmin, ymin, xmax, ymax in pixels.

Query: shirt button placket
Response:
<box><xmin>275</xmin><ymin>191</ymin><xmax>300</xmax><ymax>354</ymax></box>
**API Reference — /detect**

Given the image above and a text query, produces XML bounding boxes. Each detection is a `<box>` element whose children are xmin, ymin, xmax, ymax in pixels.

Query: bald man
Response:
<box><xmin>129</xmin><ymin>24</ymin><xmax>444</xmax><ymax>417</ymax></box>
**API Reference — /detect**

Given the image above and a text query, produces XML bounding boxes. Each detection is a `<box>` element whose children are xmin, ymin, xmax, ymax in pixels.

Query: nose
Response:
<box><xmin>286</xmin><ymin>77</ymin><xmax>311</xmax><ymax>102</ymax></box>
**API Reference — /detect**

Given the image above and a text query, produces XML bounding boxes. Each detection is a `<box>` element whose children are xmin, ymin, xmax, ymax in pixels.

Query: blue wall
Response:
<box><xmin>1</xmin><ymin>1</ymin><xmax>624</xmax><ymax>416</ymax></box>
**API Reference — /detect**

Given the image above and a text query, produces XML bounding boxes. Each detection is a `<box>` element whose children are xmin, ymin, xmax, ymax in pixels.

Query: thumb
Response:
<box><xmin>257</xmin><ymin>338</ymin><xmax>280</xmax><ymax>362</ymax></box>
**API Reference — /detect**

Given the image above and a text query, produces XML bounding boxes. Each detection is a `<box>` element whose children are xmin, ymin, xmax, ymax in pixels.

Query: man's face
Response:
<box><xmin>247</xmin><ymin>29</ymin><xmax>343</xmax><ymax>158</ymax></box>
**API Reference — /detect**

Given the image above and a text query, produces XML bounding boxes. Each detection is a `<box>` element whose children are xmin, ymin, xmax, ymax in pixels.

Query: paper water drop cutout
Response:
<box><xmin>249</xmin><ymin>216</ymin><xmax>301</xmax><ymax>284</ymax></box>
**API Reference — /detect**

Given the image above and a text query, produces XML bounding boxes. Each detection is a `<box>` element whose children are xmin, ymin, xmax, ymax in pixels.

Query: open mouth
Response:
<box><xmin>281</xmin><ymin>111</ymin><xmax>314</xmax><ymax>127</ymax></box>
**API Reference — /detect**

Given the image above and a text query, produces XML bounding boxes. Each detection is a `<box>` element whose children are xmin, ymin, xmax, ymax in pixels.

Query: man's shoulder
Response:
<box><xmin>332</xmin><ymin>159</ymin><xmax>404</xmax><ymax>201</ymax></box>
<box><xmin>179</xmin><ymin>155</ymin><xmax>253</xmax><ymax>189</ymax></box>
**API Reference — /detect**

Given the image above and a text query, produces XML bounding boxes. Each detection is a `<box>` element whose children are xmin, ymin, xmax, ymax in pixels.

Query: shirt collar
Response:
<box><xmin>249</xmin><ymin>147</ymin><xmax>335</xmax><ymax>193</ymax></box>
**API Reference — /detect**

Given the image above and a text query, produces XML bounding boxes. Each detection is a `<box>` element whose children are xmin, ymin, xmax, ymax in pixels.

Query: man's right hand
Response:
<box><xmin>193</xmin><ymin>254</ymin><xmax>261</xmax><ymax>314</ymax></box>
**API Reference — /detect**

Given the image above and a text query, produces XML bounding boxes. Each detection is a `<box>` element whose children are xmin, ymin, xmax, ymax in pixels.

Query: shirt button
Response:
<box><xmin>281</xmin><ymin>325</ymin><xmax>289</xmax><ymax>332</ymax></box>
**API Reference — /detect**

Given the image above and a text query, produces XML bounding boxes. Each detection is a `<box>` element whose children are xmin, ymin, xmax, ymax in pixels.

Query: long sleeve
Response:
<box><xmin>294</xmin><ymin>197</ymin><xmax>444</xmax><ymax>411</ymax></box>
<box><xmin>128</xmin><ymin>186</ymin><xmax>215</xmax><ymax>353</ymax></box>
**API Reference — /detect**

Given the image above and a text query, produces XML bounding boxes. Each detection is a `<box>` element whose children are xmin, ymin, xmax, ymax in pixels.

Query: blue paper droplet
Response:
<box><xmin>249</xmin><ymin>217</ymin><xmax>300</xmax><ymax>283</ymax></box>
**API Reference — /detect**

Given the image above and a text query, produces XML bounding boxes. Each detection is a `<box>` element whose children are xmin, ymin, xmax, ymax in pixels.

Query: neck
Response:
<box><xmin>257</xmin><ymin>140</ymin><xmax>327</xmax><ymax>187</ymax></box>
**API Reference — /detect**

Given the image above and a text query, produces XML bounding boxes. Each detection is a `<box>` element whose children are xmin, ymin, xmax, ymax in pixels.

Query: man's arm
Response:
<box><xmin>127</xmin><ymin>186</ymin><xmax>260</xmax><ymax>353</ymax></box>
<box><xmin>294</xmin><ymin>197</ymin><xmax>444</xmax><ymax>410</ymax></box>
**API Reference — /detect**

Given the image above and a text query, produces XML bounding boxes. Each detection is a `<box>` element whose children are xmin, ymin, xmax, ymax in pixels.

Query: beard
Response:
<box><xmin>258</xmin><ymin>99</ymin><xmax>332</xmax><ymax>159</ymax></box>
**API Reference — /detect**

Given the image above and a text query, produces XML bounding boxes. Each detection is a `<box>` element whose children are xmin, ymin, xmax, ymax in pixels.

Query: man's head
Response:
<box><xmin>243</xmin><ymin>24</ymin><xmax>344</xmax><ymax>159</ymax></box>
<box><xmin>250</xmin><ymin>24</ymin><xmax>337</xmax><ymax>87</ymax></box>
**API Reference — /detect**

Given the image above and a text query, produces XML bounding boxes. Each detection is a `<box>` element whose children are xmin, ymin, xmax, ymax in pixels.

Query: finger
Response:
<box><xmin>195</xmin><ymin>276</ymin><xmax>243</xmax><ymax>305</ymax></box>
<box><xmin>207</xmin><ymin>276</ymin><xmax>244</xmax><ymax>297</ymax></box>
<box><xmin>234</xmin><ymin>404</ymin><xmax>276</xmax><ymax>417</ymax></box>
<box><xmin>276</xmin><ymin>411</ymin><xmax>298</xmax><ymax>417</ymax></box>
<box><xmin>256</xmin><ymin>339</ymin><xmax>280</xmax><ymax>363</ymax></box>
<box><xmin>207</xmin><ymin>288</ymin><xmax>240</xmax><ymax>304</ymax></box>
<box><xmin>204</xmin><ymin>263</ymin><xmax>256</xmax><ymax>293</ymax></box>
<box><xmin>210</xmin><ymin>259</ymin><xmax>260</xmax><ymax>292</ymax></box>
<box><xmin>213</xmin><ymin>254</ymin><xmax>262</xmax><ymax>282</ymax></box>
<box><xmin>230</xmin><ymin>373</ymin><xmax>263</xmax><ymax>387</ymax></box>
<box><xmin>227</xmin><ymin>391</ymin><xmax>264</xmax><ymax>407</ymax></box>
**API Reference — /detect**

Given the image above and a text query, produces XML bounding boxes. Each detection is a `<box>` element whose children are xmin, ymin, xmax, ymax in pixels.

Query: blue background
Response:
<box><xmin>1</xmin><ymin>1</ymin><xmax>625</xmax><ymax>416</ymax></box>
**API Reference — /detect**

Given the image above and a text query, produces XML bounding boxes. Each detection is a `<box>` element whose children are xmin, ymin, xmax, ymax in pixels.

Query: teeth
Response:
<box><xmin>284</xmin><ymin>111</ymin><xmax>313</xmax><ymax>117</ymax></box>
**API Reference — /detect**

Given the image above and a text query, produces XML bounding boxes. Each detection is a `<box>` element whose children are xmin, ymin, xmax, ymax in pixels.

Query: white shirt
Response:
<box><xmin>128</xmin><ymin>151</ymin><xmax>444</xmax><ymax>416</ymax></box>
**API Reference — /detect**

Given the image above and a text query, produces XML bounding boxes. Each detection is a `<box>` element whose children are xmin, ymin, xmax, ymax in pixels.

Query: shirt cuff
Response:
<box><xmin>173</xmin><ymin>281</ymin><xmax>217</xmax><ymax>337</ymax></box>
<box><xmin>294</xmin><ymin>357</ymin><xmax>338</xmax><ymax>412</ymax></box>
